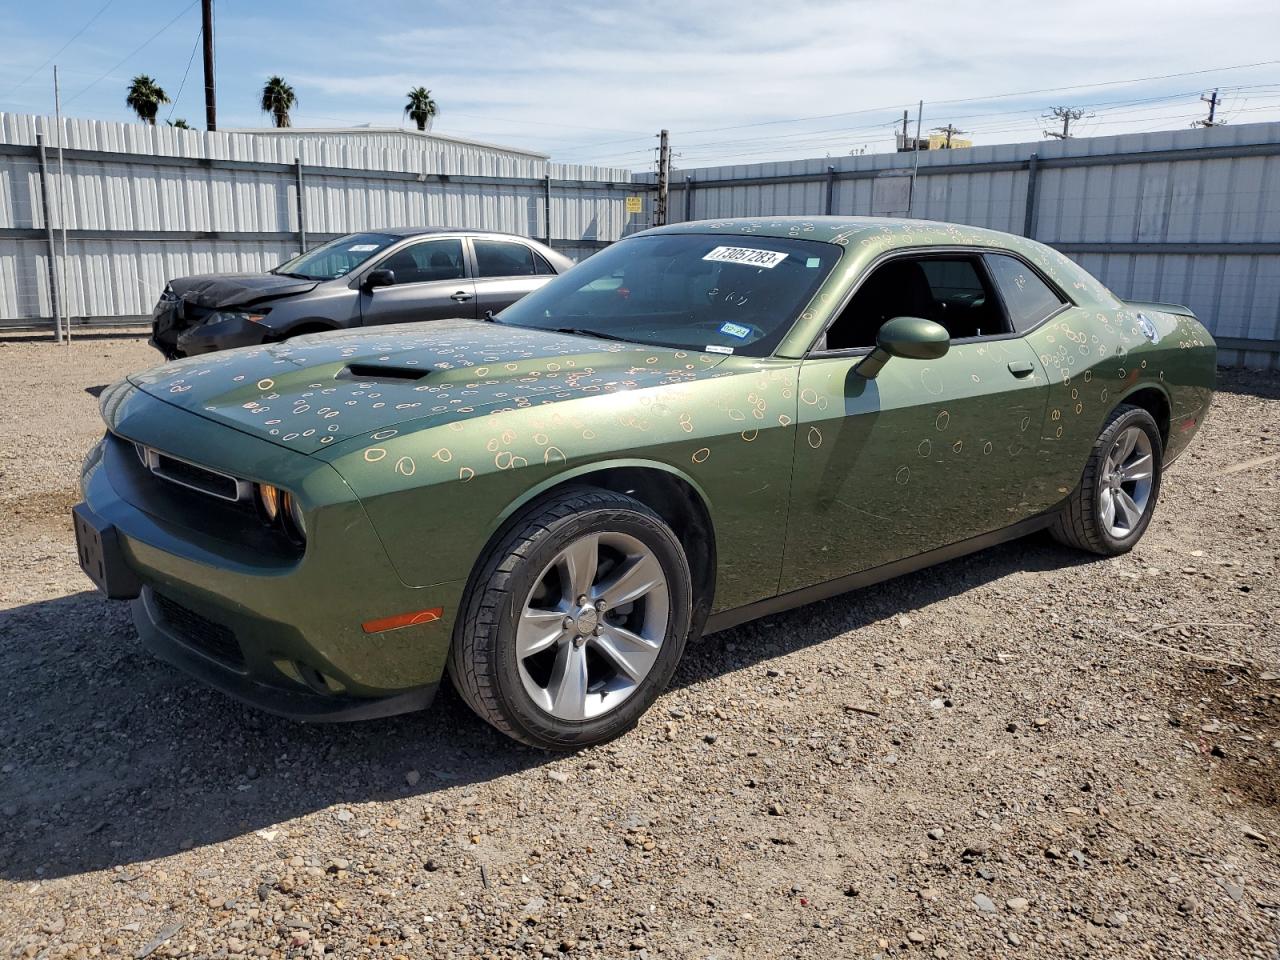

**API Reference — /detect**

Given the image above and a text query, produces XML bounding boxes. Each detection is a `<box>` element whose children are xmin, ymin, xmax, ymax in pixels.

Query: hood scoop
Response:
<box><xmin>337</xmin><ymin>363</ymin><xmax>427</xmax><ymax>383</ymax></box>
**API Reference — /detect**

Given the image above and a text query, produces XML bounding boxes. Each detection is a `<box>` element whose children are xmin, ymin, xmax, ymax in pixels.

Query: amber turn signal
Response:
<box><xmin>361</xmin><ymin>607</ymin><xmax>444</xmax><ymax>634</ymax></box>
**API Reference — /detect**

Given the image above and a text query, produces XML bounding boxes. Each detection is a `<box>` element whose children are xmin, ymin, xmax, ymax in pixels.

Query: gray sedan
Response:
<box><xmin>150</xmin><ymin>228</ymin><xmax>574</xmax><ymax>359</ymax></box>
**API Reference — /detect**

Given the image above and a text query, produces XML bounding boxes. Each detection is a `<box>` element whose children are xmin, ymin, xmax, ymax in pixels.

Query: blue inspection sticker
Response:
<box><xmin>718</xmin><ymin>321</ymin><xmax>752</xmax><ymax>339</ymax></box>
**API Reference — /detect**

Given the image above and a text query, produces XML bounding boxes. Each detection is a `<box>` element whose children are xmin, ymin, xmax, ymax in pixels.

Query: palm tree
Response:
<box><xmin>125</xmin><ymin>75</ymin><xmax>170</xmax><ymax>126</ymax></box>
<box><xmin>404</xmin><ymin>87</ymin><xmax>438</xmax><ymax>132</ymax></box>
<box><xmin>166</xmin><ymin>118</ymin><xmax>191</xmax><ymax>129</ymax></box>
<box><xmin>261</xmin><ymin>76</ymin><xmax>297</xmax><ymax>128</ymax></box>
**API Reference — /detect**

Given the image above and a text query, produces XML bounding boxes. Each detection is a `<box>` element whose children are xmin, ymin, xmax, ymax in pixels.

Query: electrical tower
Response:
<box><xmin>654</xmin><ymin>129</ymin><xmax>670</xmax><ymax>226</ymax></box>
<box><xmin>1192</xmin><ymin>88</ymin><xmax>1223</xmax><ymax>128</ymax></box>
<box><xmin>1043</xmin><ymin>106</ymin><xmax>1088</xmax><ymax>140</ymax></box>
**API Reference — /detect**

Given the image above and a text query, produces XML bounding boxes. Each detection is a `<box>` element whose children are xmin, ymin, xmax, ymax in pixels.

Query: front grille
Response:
<box><xmin>154</xmin><ymin>592</ymin><xmax>244</xmax><ymax>668</ymax></box>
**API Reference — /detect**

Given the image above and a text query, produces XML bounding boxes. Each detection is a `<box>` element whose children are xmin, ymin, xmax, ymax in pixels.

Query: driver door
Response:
<box><xmin>358</xmin><ymin>237</ymin><xmax>477</xmax><ymax>325</ymax></box>
<box><xmin>780</xmin><ymin>252</ymin><xmax>1053</xmax><ymax>593</ymax></box>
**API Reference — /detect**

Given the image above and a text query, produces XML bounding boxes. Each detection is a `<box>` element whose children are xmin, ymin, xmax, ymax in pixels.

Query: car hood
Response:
<box><xmin>169</xmin><ymin>272</ymin><xmax>319</xmax><ymax>308</ymax></box>
<box><xmin>128</xmin><ymin>319</ymin><xmax>730</xmax><ymax>454</ymax></box>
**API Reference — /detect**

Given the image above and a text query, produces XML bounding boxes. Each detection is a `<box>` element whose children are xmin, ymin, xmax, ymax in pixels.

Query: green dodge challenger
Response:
<box><xmin>74</xmin><ymin>217</ymin><xmax>1216</xmax><ymax>748</ymax></box>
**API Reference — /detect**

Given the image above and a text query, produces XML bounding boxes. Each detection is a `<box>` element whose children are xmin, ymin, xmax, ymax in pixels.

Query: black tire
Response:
<box><xmin>448</xmin><ymin>487</ymin><xmax>693</xmax><ymax>750</ymax></box>
<box><xmin>1051</xmin><ymin>404</ymin><xmax>1164</xmax><ymax>555</ymax></box>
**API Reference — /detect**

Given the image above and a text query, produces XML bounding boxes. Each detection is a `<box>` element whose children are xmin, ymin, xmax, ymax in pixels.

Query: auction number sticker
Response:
<box><xmin>703</xmin><ymin>246</ymin><xmax>788</xmax><ymax>269</ymax></box>
<box><xmin>348</xmin><ymin>243</ymin><xmax>380</xmax><ymax>252</ymax></box>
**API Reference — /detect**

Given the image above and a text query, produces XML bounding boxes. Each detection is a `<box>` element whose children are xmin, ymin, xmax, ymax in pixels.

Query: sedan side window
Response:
<box><xmin>474</xmin><ymin>239</ymin><xmax>538</xmax><ymax>278</ymax></box>
<box><xmin>985</xmin><ymin>254</ymin><xmax>1067</xmax><ymax>332</ymax></box>
<box><xmin>822</xmin><ymin>255</ymin><xmax>1009</xmax><ymax>351</ymax></box>
<box><xmin>378</xmin><ymin>239</ymin><xmax>465</xmax><ymax>285</ymax></box>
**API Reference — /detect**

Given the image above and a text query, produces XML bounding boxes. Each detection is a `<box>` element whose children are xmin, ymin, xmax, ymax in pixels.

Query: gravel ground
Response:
<box><xmin>1</xmin><ymin>333</ymin><xmax>1277</xmax><ymax>960</ymax></box>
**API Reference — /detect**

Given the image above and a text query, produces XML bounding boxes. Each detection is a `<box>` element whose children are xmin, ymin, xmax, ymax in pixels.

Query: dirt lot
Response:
<box><xmin>0</xmin><ymin>333</ymin><xmax>1277</xmax><ymax>960</ymax></box>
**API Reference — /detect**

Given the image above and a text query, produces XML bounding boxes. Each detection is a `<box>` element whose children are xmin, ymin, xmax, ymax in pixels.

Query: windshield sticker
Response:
<box><xmin>704</xmin><ymin>344</ymin><xmax>735</xmax><ymax>354</ymax></box>
<box><xmin>703</xmin><ymin>246</ymin><xmax>789</xmax><ymax>269</ymax></box>
<box><xmin>348</xmin><ymin>243</ymin><xmax>380</xmax><ymax>252</ymax></box>
<box><xmin>806</xmin><ymin>257</ymin><xmax>821</xmax><ymax>268</ymax></box>
<box><xmin>718</xmin><ymin>321</ymin><xmax>752</xmax><ymax>339</ymax></box>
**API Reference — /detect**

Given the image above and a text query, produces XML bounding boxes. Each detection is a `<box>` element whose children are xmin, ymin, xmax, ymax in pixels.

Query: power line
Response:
<box><xmin>5</xmin><ymin>0</ymin><xmax>115</xmax><ymax>96</ymax></box>
<box><xmin>65</xmin><ymin>0</ymin><xmax>200</xmax><ymax>107</ymax></box>
<box><xmin>166</xmin><ymin>23</ymin><xmax>204</xmax><ymax>122</ymax></box>
<box><xmin>559</xmin><ymin>57</ymin><xmax>1280</xmax><ymax>157</ymax></box>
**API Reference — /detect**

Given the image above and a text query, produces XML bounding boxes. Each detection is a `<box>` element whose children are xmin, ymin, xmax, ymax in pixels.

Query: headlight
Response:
<box><xmin>159</xmin><ymin>285</ymin><xmax>178</xmax><ymax>303</ymax></box>
<box><xmin>282</xmin><ymin>491</ymin><xmax>307</xmax><ymax>542</ymax></box>
<box><xmin>255</xmin><ymin>483</ymin><xmax>306</xmax><ymax>544</ymax></box>
<box><xmin>256</xmin><ymin>483</ymin><xmax>281</xmax><ymax>522</ymax></box>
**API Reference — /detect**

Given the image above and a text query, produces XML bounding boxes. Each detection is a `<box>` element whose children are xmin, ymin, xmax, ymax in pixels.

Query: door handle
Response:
<box><xmin>1007</xmin><ymin>360</ymin><xmax>1035</xmax><ymax>378</ymax></box>
<box><xmin>450</xmin><ymin>291</ymin><xmax>474</xmax><ymax>302</ymax></box>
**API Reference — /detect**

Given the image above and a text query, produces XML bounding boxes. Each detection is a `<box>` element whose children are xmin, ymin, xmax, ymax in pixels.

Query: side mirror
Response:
<box><xmin>855</xmin><ymin>316</ymin><xmax>950</xmax><ymax>378</ymax></box>
<box><xmin>363</xmin><ymin>268</ymin><xmax>395</xmax><ymax>290</ymax></box>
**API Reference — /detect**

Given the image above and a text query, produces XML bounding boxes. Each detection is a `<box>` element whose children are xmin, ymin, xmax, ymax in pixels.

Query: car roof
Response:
<box><xmin>638</xmin><ymin>215</ymin><xmax>1021</xmax><ymax>248</ymax></box>
<box><xmin>369</xmin><ymin>226</ymin><xmax>530</xmax><ymax>239</ymax></box>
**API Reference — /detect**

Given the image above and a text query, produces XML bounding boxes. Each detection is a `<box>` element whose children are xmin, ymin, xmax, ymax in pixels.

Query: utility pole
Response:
<box><xmin>900</xmin><ymin>109</ymin><xmax>909</xmax><ymax>150</ymax></box>
<box><xmin>1043</xmin><ymin>106</ymin><xmax>1088</xmax><ymax>140</ymax></box>
<box><xmin>53</xmin><ymin>65</ymin><xmax>70</xmax><ymax>344</ymax></box>
<box><xmin>932</xmin><ymin>123</ymin><xmax>967</xmax><ymax>148</ymax></box>
<box><xmin>202</xmin><ymin>0</ymin><xmax>217</xmax><ymax>131</ymax></box>
<box><xmin>655</xmin><ymin>129</ymin><xmax>670</xmax><ymax>226</ymax></box>
<box><xmin>1193</xmin><ymin>88</ymin><xmax>1222</xmax><ymax>128</ymax></box>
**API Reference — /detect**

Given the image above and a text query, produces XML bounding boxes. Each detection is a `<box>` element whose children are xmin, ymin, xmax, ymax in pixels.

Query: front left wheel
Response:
<box><xmin>448</xmin><ymin>488</ymin><xmax>693</xmax><ymax>750</ymax></box>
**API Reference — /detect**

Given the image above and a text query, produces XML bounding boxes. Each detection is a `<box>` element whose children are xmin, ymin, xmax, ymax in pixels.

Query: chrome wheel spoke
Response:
<box><xmin>1100</xmin><ymin>489</ymin><xmax>1117</xmax><ymax>527</ymax></box>
<box><xmin>559</xmin><ymin>534</ymin><xmax>599</xmax><ymax>600</ymax></box>
<box><xmin>517</xmin><ymin>607</ymin><xmax>567</xmax><ymax>658</ymax></box>
<box><xmin>1119</xmin><ymin>453</ymin><xmax>1152</xmax><ymax>482</ymax></box>
<box><xmin>545</xmin><ymin>644</ymin><xmax>589</xmax><ymax>721</ymax></box>
<box><xmin>593</xmin><ymin>623</ymin><xmax>661</xmax><ymax>682</ymax></box>
<box><xmin>1115</xmin><ymin>489</ymin><xmax>1142</xmax><ymax>527</ymax></box>
<box><xmin>595</xmin><ymin>552</ymin><xmax>664</xmax><ymax>608</ymax></box>
<box><xmin>1114</xmin><ymin>426</ymin><xmax>1139</xmax><ymax>463</ymax></box>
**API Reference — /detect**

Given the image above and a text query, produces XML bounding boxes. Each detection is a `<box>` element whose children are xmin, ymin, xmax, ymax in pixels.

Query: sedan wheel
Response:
<box><xmin>449</xmin><ymin>487</ymin><xmax>692</xmax><ymax>749</ymax></box>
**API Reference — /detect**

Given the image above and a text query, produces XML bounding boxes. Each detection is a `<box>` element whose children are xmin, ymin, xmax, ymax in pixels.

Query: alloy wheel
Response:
<box><xmin>517</xmin><ymin>532</ymin><xmax>670</xmax><ymax>721</ymax></box>
<box><xmin>1099</xmin><ymin>425</ymin><xmax>1154</xmax><ymax>539</ymax></box>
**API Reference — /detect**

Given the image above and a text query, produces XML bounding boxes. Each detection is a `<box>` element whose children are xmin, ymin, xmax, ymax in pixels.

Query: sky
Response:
<box><xmin>1</xmin><ymin>0</ymin><xmax>1278</xmax><ymax>171</ymax></box>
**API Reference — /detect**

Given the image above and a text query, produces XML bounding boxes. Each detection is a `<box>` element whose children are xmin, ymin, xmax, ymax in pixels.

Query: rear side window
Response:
<box><xmin>985</xmin><ymin>254</ymin><xmax>1065</xmax><ymax>332</ymax></box>
<box><xmin>533</xmin><ymin>251</ymin><xmax>558</xmax><ymax>275</ymax></box>
<box><xmin>474</xmin><ymin>239</ymin><xmax>538</xmax><ymax>278</ymax></box>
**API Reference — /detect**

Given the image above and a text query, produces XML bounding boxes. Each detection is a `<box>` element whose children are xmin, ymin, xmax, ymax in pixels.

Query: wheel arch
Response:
<box><xmin>1115</xmin><ymin>382</ymin><xmax>1172</xmax><ymax>449</ymax></box>
<box><xmin>475</xmin><ymin>459</ymin><xmax>718</xmax><ymax>638</ymax></box>
<box><xmin>279</xmin><ymin>318</ymin><xmax>341</xmax><ymax>338</ymax></box>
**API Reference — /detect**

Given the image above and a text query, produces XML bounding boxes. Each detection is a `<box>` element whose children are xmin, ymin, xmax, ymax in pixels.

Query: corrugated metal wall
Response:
<box><xmin>0</xmin><ymin>112</ymin><xmax>641</xmax><ymax>329</ymax></box>
<box><xmin>655</xmin><ymin>121</ymin><xmax>1280</xmax><ymax>369</ymax></box>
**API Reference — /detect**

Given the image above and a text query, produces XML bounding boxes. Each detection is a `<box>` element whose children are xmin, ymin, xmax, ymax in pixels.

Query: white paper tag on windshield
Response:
<box><xmin>705</xmin><ymin>344</ymin><xmax>735</xmax><ymax>354</ymax></box>
<box><xmin>703</xmin><ymin>246</ymin><xmax>788</xmax><ymax>269</ymax></box>
<box><xmin>348</xmin><ymin>243</ymin><xmax>379</xmax><ymax>252</ymax></box>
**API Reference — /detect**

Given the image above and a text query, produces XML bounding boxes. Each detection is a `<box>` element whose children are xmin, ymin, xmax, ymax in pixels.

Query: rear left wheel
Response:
<box><xmin>1051</xmin><ymin>404</ymin><xmax>1163</xmax><ymax>555</ymax></box>
<box><xmin>448</xmin><ymin>488</ymin><xmax>692</xmax><ymax>750</ymax></box>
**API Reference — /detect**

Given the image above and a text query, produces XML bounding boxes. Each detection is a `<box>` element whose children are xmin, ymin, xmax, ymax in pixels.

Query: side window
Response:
<box><xmin>474</xmin><ymin>239</ymin><xmax>537</xmax><ymax>278</ymax></box>
<box><xmin>985</xmin><ymin>254</ymin><xmax>1066</xmax><ymax>332</ymax></box>
<box><xmin>533</xmin><ymin>251</ymin><xmax>558</xmax><ymax>275</ymax></box>
<box><xmin>822</xmin><ymin>255</ymin><xmax>1009</xmax><ymax>351</ymax></box>
<box><xmin>378</xmin><ymin>239</ymin><xmax>464</xmax><ymax>284</ymax></box>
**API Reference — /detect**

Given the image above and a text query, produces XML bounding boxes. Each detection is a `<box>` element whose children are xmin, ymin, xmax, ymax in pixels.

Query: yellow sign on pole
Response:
<box><xmin>625</xmin><ymin>195</ymin><xmax>643</xmax><ymax>214</ymax></box>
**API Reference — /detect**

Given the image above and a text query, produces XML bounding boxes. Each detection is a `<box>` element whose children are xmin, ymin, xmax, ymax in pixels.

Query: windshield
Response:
<box><xmin>496</xmin><ymin>233</ymin><xmax>841</xmax><ymax>356</ymax></box>
<box><xmin>273</xmin><ymin>232</ymin><xmax>399</xmax><ymax>280</ymax></box>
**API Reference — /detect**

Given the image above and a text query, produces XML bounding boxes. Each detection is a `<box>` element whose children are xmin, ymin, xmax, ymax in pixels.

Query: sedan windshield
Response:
<box><xmin>273</xmin><ymin>233</ymin><xmax>399</xmax><ymax>280</ymax></box>
<box><xmin>497</xmin><ymin>233</ymin><xmax>841</xmax><ymax>356</ymax></box>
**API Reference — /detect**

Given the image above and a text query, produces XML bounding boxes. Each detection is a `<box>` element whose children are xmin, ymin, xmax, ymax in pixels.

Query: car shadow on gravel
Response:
<box><xmin>0</xmin><ymin>534</ymin><xmax>1096</xmax><ymax>882</ymax></box>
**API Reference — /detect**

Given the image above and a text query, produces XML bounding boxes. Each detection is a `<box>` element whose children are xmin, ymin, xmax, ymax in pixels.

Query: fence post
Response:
<box><xmin>824</xmin><ymin>165</ymin><xmax>836</xmax><ymax>215</ymax></box>
<box><xmin>36</xmin><ymin>134</ymin><xmax>64</xmax><ymax>343</ymax></box>
<box><xmin>1022</xmin><ymin>152</ymin><xmax>1040</xmax><ymax>239</ymax></box>
<box><xmin>544</xmin><ymin>174</ymin><xmax>553</xmax><ymax>246</ymax></box>
<box><xmin>683</xmin><ymin>176</ymin><xmax>694</xmax><ymax>222</ymax></box>
<box><xmin>294</xmin><ymin>158</ymin><xmax>307</xmax><ymax>250</ymax></box>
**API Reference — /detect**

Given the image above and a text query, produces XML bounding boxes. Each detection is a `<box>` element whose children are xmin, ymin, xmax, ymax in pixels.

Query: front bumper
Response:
<box><xmin>151</xmin><ymin>298</ymin><xmax>270</xmax><ymax>359</ymax></box>
<box><xmin>76</xmin><ymin>395</ymin><xmax>466</xmax><ymax>721</ymax></box>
